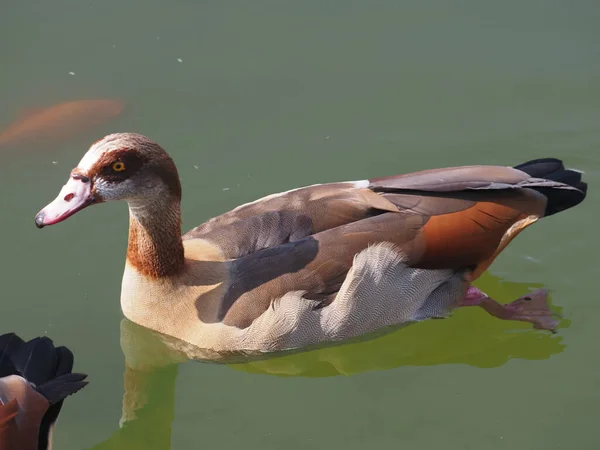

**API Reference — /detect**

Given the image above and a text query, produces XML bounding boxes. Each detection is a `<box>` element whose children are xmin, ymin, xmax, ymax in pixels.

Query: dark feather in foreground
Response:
<box><xmin>0</xmin><ymin>332</ymin><xmax>88</xmax><ymax>450</ymax></box>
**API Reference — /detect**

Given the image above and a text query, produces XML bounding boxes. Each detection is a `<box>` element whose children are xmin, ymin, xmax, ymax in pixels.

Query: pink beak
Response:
<box><xmin>35</xmin><ymin>174</ymin><xmax>96</xmax><ymax>228</ymax></box>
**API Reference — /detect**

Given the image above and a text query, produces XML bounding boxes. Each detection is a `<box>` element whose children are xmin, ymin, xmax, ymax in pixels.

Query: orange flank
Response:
<box><xmin>0</xmin><ymin>99</ymin><xmax>124</xmax><ymax>147</ymax></box>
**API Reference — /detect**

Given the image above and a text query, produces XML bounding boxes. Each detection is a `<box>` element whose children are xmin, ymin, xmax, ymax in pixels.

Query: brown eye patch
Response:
<box><xmin>89</xmin><ymin>149</ymin><xmax>148</xmax><ymax>183</ymax></box>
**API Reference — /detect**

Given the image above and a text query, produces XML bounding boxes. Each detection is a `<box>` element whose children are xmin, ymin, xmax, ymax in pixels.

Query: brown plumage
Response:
<box><xmin>34</xmin><ymin>133</ymin><xmax>587</xmax><ymax>353</ymax></box>
<box><xmin>0</xmin><ymin>333</ymin><xmax>88</xmax><ymax>450</ymax></box>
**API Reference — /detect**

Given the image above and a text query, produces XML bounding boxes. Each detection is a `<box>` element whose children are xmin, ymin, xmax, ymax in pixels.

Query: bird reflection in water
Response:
<box><xmin>88</xmin><ymin>271</ymin><xmax>567</xmax><ymax>450</ymax></box>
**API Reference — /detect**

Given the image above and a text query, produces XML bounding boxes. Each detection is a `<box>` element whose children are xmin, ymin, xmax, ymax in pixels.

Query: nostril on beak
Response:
<box><xmin>72</xmin><ymin>173</ymin><xmax>90</xmax><ymax>183</ymax></box>
<box><xmin>64</xmin><ymin>193</ymin><xmax>74</xmax><ymax>202</ymax></box>
<box><xmin>35</xmin><ymin>213</ymin><xmax>46</xmax><ymax>229</ymax></box>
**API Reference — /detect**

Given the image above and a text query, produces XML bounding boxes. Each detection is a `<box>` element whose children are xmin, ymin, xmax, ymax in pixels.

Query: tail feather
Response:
<box><xmin>514</xmin><ymin>158</ymin><xmax>587</xmax><ymax>216</ymax></box>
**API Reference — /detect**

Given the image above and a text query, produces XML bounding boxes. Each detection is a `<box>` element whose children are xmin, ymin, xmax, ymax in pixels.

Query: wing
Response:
<box><xmin>183</xmin><ymin>182</ymin><xmax>399</xmax><ymax>259</ymax></box>
<box><xmin>195</xmin><ymin>161</ymin><xmax>585</xmax><ymax>328</ymax></box>
<box><xmin>184</xmin><ymin>163</ymin><xmax>556</xmax><ymax>258</ymax></box>
<box><xmin>218</xmin><ymin>189</ymin><xmax>547</xmax><ymax>328</ymax></box>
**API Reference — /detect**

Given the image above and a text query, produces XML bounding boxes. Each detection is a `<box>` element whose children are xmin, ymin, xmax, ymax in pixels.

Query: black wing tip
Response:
<box><xmin>514</xmin><ymin>157</ymin><xmax>565</xmax><ymax>171</ymax></box>
<box><xmin>514</xmin><ymin>157</ymin><xmax>588</xmax><ymax>216</ymax></box>
<box><xmin>513</xmin><ymin>157</ymin><xmax>585</xmax><ymax>187</ymax></box>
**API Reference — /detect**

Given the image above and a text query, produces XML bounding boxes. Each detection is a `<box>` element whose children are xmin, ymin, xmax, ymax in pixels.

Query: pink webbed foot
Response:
<box><xmin>504</xmin><ymin>289</ymin><xmax>561</xmax><ymax>332</ymax></box>
<box><xmin>460</xmin><ymin>286</ymin><xmax>489</xmax><ymax>307</ymax></box>
<box><xmin>459</xmin><ymin>286</ymin><xmax>560</xmax><ymax>332</ymax></box>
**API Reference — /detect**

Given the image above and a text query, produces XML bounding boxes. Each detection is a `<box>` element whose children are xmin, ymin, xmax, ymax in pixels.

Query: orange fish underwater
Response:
<box><xmin>0</xmin><ymin>99</ymin><xmax>124</xmax><ymax>148</ymax></box>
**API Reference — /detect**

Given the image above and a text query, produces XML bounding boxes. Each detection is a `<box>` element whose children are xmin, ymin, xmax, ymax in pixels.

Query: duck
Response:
<box><xmin>0</xmin><ymin>333</ymin><xmax>88</xmax><ymax>450</ymax></box>
<box><xmin>34</xmin><ymin>133</ymin><xmax>587</xmax><ymax>355</ymax></box>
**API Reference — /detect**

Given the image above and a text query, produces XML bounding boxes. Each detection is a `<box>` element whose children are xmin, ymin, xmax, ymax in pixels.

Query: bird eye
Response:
<box><xmin>112</xmin><ymin>161</ymin><xmax>126</xmax><ymax>172</ymax></box>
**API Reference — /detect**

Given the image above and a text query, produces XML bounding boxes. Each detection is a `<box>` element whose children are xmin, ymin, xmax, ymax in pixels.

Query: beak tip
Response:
<box><xmin>35</xmin><ymin>213</ymin><xmax>46</xmax><ymax>229</ymax></box>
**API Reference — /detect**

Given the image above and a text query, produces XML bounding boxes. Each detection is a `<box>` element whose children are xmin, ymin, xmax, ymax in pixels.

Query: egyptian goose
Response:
<box><xmin>34</xmin><ymin>133</ymin><xmax>587</xmax><ymax>354</ymax></box>
<box><xmin>0</xmin><ymin>333</ymin><xmax>88</xmax><ymax>450</ymax></box>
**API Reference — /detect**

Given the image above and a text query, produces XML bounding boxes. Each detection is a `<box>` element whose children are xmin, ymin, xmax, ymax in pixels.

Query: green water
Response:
<box><xmin>1</xmin><ymin>0</ymin><xmax>599</xmax><ymax>448</ymax></box>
